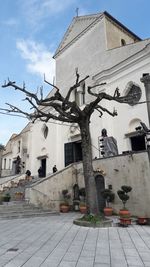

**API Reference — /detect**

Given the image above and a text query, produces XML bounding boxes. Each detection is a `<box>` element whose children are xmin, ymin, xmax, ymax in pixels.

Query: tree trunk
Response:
<box><xmin>79</xmin><ymin>118</ymin><xmax>99</xmax><ymax>214</ymax></box>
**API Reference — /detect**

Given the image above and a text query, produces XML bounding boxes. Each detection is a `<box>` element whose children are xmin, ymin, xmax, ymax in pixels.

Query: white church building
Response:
<box><xmin>1</xmin><ymin>11</ymin><xmax>150</xmax><ymax>178</ymax></box>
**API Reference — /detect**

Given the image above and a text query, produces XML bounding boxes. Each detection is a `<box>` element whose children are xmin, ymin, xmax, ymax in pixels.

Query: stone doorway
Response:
<box><xmin>130</xmin><ymin>134</ymin><xmax>146</xmax><ymax>151</ymax></box>
<box><xmin>41</xmin><ymin>158</ymin><xmax>46</xmax><ymax>177</ymax></box>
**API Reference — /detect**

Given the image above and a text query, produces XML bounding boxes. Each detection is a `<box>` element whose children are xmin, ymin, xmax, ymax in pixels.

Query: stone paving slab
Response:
<box><xmin>0</xmin><ymin>213</ymin><xmax>149</xmax><ymax>266</ymax></box>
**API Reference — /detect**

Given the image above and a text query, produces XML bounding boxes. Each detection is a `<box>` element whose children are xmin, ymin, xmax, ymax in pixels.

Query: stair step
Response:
<box><xmin>0</xmin><ymin>205</ymin><xmax>42</xmax><ymax>210</ymax></box>
<box><xmin>0</xmin><ymin>201</ymin><xmax>59</xmax><ymax>219</ymax></box>
<box><xmin>0</xmin><ymin>211</ymin><xmax>59</xmax><ymax>219</ymax></box>
<box><xmin>0</xmin><ymin>209</ymin><xmax>53</xmax><ymax>214</ymax></box>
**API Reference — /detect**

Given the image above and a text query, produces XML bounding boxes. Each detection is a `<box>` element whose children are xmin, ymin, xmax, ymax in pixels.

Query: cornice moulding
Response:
<box><xmin>93</xmin><ymin>42</ymin><xmax>150</xmax><ymax>82</ymax></box>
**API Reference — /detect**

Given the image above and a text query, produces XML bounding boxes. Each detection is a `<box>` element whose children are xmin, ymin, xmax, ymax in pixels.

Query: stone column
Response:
<box><xmin>141</xmin><ymin>74</ymin><xmax>150</xmax><ymax>160</ymax></box>
<box><xmin>141</xmin><ymin>73</ymin><xmax>150</xmax><ymax>127</ymax></box>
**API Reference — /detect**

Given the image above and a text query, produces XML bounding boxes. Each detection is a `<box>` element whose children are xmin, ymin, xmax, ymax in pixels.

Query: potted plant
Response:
<box><xmin>137</xmin><ymin>217</ymin><xmax>148</xmax><ymax>225</ymax></box>
<box><xmin>15</xmin><ymin>192</ymin><xmax>24</xmax><ymax>201</ymax></box>
<box><xmin>60</xmin><ymin>189</ymin><xmax>70</xmax><ymax>213</ymax></box>
<box><xmin>79</xmin><ymin>202</ymin><xmax>87</xmax><ymax>214</ymax></box>
<box><xmin>3</xmin><ymin>193</ymin><xmax>11</xmax><ymax>203</ymax></box>
<box><xmin>101</xmin><ymin>189</ymin><xmax>115</xmax><ymax>216</ymax></box>
<box><xmin>79</xmin><ymin>188</ymin><xmax>87</xmax><ymax>214</ymax></box>
<box><xmin>117</xmin><ymin>185</ymin><xmax>132</xmax><ymax>226</ymax></box>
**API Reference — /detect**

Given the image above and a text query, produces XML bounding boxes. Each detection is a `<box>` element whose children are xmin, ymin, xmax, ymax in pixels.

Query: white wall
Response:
<box><xmin>93</xmin><ymin>56</ymin><xmax>150</xmax><ymax>154</ymax></box>
<box><xmin>55</xmin><ymin>19</ymin><xmax>106</xmax><ymax>94</ymax></box>
<box><xmin>29</xmin><ymin>120</ymin><xmax>59</xmax><ymax>176</ymax></box>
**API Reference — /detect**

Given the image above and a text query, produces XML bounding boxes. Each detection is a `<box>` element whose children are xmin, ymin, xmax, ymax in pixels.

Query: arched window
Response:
<box><xmin>121</xmin><ymin>39</ymin><xmax>126</xmax><ymax>46</ymax></box>
<box><xmin>42</xmin><ymin>124</ymin><xmax>49</xmax><ymax>139</ymax></box>
<box><xmin>124</xmin><ymin>82</ymin><xmax>142</xmax><ymax>106</ymax></box>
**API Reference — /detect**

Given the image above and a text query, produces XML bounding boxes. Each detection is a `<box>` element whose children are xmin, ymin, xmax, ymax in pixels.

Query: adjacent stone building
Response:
<box><xmin>1</xmin><ymin>123</ymin><xmax>31</xmax><ymax>177</ymax></box>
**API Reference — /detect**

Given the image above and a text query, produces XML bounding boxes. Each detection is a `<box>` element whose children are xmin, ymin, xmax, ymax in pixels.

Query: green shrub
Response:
<box><xmin>3</xmin><ymin>193</ymin><xmax>11</xmax><ymax>202</ymax></box>
<box><xmin>117</xmin><ymin>185</ymin><xmax>132</xmax><ymax>209</ymax></box>
<box><xmin>101</xmin><ymin>189</ymin><xmax>115</xmax><ymax>207</ymax></box>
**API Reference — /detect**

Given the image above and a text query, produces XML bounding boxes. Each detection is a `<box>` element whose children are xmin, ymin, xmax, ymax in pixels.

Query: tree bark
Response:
<box><xmin>79</xmin><ymin>118</ymin><xmax>99</xmax><ymax>214</ymax></box>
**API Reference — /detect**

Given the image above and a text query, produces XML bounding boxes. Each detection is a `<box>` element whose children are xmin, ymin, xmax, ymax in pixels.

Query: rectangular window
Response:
<box><xmin>75</xmin><ymin>82</ymin><xmax>85</xmax><ymax>106</ymax></box>
<box><xmin>4</xmin><ymin>158</ymin><xmax>6</xmax><ymax>169</ymax></box>
<box><xmin>9</xmin><ymin>159</ymin><xmax>11</xmax><ymax>169</ymax></box>
<box><xmin>18</xmin><ymin>141</ymin><xmax>21</xmax><ymax>153</ymax></box>
<box><xmin>64</xmin><ymin>141</ymin><xmax>82</xmax><ymax>166</ymax></box>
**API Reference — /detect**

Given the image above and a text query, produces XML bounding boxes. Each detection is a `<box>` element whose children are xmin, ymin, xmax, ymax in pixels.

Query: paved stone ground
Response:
<box><xmin>0</xmin><ymin>213</ymin><xmax>150</xmax><ymax>267</ymax></box>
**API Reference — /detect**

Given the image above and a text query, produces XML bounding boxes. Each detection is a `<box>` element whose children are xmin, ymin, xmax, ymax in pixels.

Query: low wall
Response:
<box><xmin>0</xmin><ymin>174</ymin><xmax>26</xmax><ymax>190</ymax></box>
<box><xmin>26</xmin><ymin>151</ymin><xmax>150</xmax><ymax>217</ymax></box>
<box><xmin>26</xmin><ymin>165</ymin><xmax>77</xmax><ymax>211</ymax></box>
<box><xmin>92</xmin><ymin>151</ymin><xmax>150</xmax><ymax>217</ymax></box>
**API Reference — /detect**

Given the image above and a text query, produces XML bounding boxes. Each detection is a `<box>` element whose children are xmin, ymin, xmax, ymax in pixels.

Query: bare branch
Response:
<box><xmin>44</xmin><ymin>74</ymin><xmax>60</xmax><ymax>91</ymax></box>
<box><xmin>96</xmin><ymin>105</ymin><xmax>118</xmax><ymax>117</ymax></box>
<box><xmin>95</xmin><ymin>108</ymin><xmax>103</xmax><ymax>118</ymax></box>
<box><xmin>2</xmin><ymin>80</ymin><xmax>40</xmax><ymax>103</ymax></box>
<box><xmin>62</xmin><ymin>75</ymin><xmax>89</xmax><ymax>109</ymax></box>
<box><xmin>75</xmin><ymin>68</ymin><xmax>80</xmax><ymax>84</ymax></box>
<box><xmin>1</xmin><ymin>73</ymin><xmax>137</xmax><ymax>127</ymax></box>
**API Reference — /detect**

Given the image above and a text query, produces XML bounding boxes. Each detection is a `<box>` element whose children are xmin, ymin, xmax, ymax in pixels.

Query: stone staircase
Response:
<box><xmin>0</xmin><ymin>174</ymin><xmax>60</xmax><ymax>218</ymax></box>
<box><xmin>1</xmin><ymin>175</ymin><xmax>44</xmax><ymax>201</ymax></box>
<box><xmin>0</xmin><ymin>201</ymin><xmax>58</xmax><ymax>219</ymax></box>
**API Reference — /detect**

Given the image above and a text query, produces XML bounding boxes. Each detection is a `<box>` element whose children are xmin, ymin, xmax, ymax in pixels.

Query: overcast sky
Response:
<box><xmin>0</xmin><ymin>0</ymin><xmax>149</xmax><ymax>145</ymax></box>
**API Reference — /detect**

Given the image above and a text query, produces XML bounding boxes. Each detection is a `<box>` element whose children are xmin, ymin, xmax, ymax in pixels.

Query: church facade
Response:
<box><xmin>1</xmin><ymin>11</ymin><xmax>150</xmax><ymax>178</ymax></box>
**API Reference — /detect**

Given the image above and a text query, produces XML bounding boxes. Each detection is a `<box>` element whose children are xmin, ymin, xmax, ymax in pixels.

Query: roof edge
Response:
<box><xmin>53</xmin><ymin>12</ymin><xmax>104</xmax><ymax>58</ymax></box>
<box><xmin>53</xmin><ymin>11</ymin><xmax>142</xmax><ymax>59</ymax></box>
<box><xmin>104</xmin><ymin>11</ymin><xmax>141</xmax><ymax>41</ymax></box>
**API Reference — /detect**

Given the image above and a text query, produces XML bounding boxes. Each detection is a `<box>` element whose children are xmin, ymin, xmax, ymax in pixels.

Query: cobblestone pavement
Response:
<box><xmin>0</xmin><ymin>213</ymin><xmax>150</xmax><ymax>266</ymax></box>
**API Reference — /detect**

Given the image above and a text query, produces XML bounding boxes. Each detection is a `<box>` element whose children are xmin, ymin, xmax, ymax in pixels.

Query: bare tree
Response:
<box><xmin>2</xmin><ymin>72</ymin><xmax>131</xmax><ymax>214</ymax></box>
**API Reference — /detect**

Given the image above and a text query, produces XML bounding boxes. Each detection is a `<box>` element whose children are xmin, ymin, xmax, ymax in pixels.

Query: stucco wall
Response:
<box><xmin>105</xmin><ymin>17</ymin><xmax>136</xmax><ymax>50</ymax></box>
<box><xmin>55</xmin><ymin>19</ymin><xmax>106</xmax><ymax>93</ymax></box>
<box><xmin>26</xmin><ymin>165</ymin><xmax>78</xmax><ymax>211</ymax></box>
<box><xmin>94</xmin><ymin>56</ymin><xmax>150</xmax><ymax>154</ymax></box>
<box><xmin>26</xmin><ymin>151</ymin><xmax>150</xmax><ymax>217</ymax></box>
<box><xmin>92</xmin><ymin>151</ymin><xmax>150</xmax><ymax>217</ymax></box>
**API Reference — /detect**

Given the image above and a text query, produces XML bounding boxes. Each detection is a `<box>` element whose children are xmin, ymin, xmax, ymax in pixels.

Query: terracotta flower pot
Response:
<box><xmin>15</xmin><ymin>192</ymin><xmax>24</xmax><ymax>201</ymax></box>
<box><xmin>79</xmin><ymin>206</ymin><xmax>87</xmax><ymax>214</ymax></box>
<box><xmin>120</xmin><ymin>217</ymin><xmax>131</xmax><ymax>226</ymax></box>
<box><xmin>119</xmin><ymin>209</ymin><xmax>130</xmax><ymax>218</ymax></box>
<box><xmin>137</xmin><ymin>217</ymin><xmax>147</xmax><ymax>225</ymax></box>
<box><xmin>60</xmin><ymin>204</ymin><xmax>69</xmax><ymax>213</ymax></box>
<box><xmin>104</xmin><ymin>207</ymin><xmax>113</xmax><ymax>216</ymax></box>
